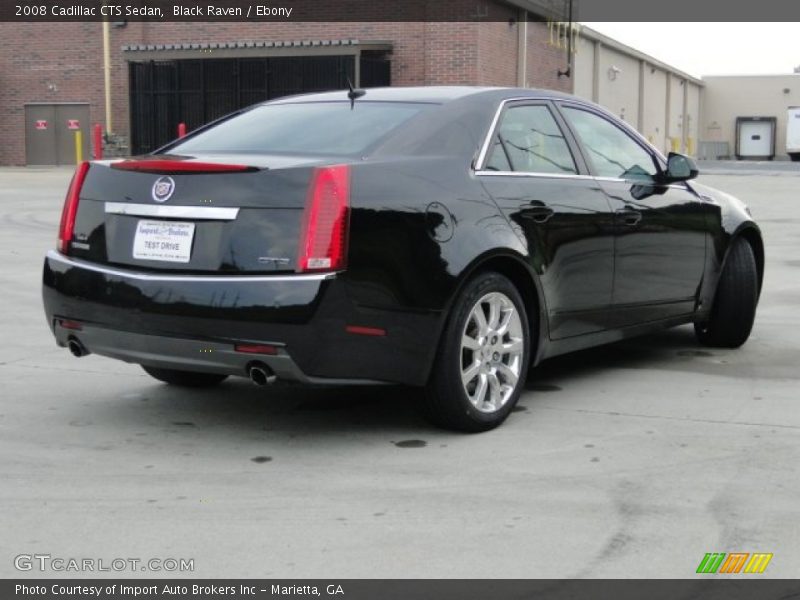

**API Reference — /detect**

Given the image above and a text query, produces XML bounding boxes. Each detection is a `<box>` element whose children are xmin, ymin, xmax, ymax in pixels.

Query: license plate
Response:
<box><xmin>132</xmin><ymin>220</ymin><xmax>195</xmax><ymax>263</ymax></box>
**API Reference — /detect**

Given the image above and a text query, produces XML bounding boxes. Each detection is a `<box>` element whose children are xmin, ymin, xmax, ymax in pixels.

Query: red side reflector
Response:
<box><xmin>345</xmin><ymin>325</ymin><xmax>387</xmax><ymax>337</ymax></box>
<box><xmin>58</xmin><ymin>319</ymin><xmax>83</xmax><ymax>331</ymax></box>
<box><xmin>110</xmin><ymin>160</ymin><xmax>254</xmax><ymax>174</ymax></box>
<box><xmin>298</xmin><ymin>165</ymin><xmax>350</xmax><ymax>272</ymax></box>
<box><xmin>234</xmin><ymin>344</ymin><xmax>279</xmax><ymax>355</ymax></box>
<box><xmin>57</xmin><ymin>161</ymin><xmax>90</xmax><ymax>254</ymax></box>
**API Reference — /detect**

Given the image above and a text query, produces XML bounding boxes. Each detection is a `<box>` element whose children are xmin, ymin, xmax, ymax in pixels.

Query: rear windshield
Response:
<box><xmin>165</xmin><ymin>101</ymin><xmax>433</xmax><ymax>156</ymax></box>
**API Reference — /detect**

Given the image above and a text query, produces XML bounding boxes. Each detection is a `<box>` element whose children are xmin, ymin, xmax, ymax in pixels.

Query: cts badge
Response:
<box><xmin>152</xmin><ymin>176</ymin><xmax>176</xmax><ymax>203</ymax></box>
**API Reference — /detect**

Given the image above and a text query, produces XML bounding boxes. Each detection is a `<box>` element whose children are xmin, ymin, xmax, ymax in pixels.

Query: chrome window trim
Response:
<box><xmin>475</xmin><ymin>170</ymin><xmax>595</xmax><ymax>181</ymax></box>
<box><xmin>474</xmin><ymin>96</ymin><xmax>670</xmax><ymax>177</ymax></box>
<box><xmin>46</xmin><ymin>250</ymin><xmax>334</xmax><ymax>283</ymax></box>
<box><xmin>592</xmin><ymin>176</ymin><xmax>689</xmax><ymax>189</ymax></box>
<box><xmin>475</xmin><ymin>171</ymin><xmax>686</xmax><ymax>190</ymax></box>
<box><xmin>105</xmin><ymin>202</ymin><xmax>240</xmax><ymax>220</ymax></box>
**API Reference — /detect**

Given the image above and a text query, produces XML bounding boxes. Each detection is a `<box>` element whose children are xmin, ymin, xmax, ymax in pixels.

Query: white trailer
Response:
<box><xmin>788</xmin><ymin>107</ymin><xmax>800</xmax><ymax>162</ymax></box>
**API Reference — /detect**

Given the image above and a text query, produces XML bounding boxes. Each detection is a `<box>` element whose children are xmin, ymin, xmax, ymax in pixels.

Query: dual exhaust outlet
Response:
<box><xmin>66</xmin><ymin>336</ymin><xmax>277</xmax><ymax>386</ymax></box>
<box><xmin>247</xmin><ymin>362</ymin><xmax>277</xmax><ymax>386</ymax></box>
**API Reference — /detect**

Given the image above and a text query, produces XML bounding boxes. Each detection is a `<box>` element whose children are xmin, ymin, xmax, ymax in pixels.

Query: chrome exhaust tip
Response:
<box><xmin>248</xmin><ymin>362</ymin><xmax>276</xmax><ymax>386</ymax></box>
<box><xmin>67</xmin><ymin>337</ymin><xmax>89</xmax><ymax>358</ymax></box>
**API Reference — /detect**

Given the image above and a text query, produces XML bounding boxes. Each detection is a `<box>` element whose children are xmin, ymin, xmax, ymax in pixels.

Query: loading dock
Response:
<box><xmin>735</xmin><ymin>116</ymin><xmax>776</xmax><ymax>160</ymax></box>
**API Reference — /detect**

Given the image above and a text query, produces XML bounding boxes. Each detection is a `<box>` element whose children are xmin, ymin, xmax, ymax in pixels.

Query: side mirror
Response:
<box><xmin>662</xmin><ymin>152</ymin><xmax>698</xmax><ymax>183</ymax></box>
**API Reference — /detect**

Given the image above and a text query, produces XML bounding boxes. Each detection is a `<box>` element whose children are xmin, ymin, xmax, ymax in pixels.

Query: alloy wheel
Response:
<box><xmin>460</xmin><ymin>291</ymin><xmax>525</xmax><ymax>413</ymax></box>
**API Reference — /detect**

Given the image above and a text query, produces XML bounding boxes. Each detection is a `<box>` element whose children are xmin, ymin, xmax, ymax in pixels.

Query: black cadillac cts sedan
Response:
<box><xmin>42</xmin><ymin>87</ymin><xmax>763</xmax><ymax>431</ymax></box>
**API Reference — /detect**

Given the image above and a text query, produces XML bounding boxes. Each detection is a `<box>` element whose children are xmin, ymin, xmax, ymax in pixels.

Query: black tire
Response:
<box><xmin>142</xmin><ymin>366</ymin><xmax>228</xmax><ymax>387</ymax></box>
<box><xmin>790</xmin><ymin>153</ymin><xmax>800</xmax><ymax>163</ymax></box>
<box><xmin>694</xmin><ymin>238</ymin><xmax>759</xmax><ymax>348</ymax></box>
<box><xmin>424</xmin><ymin>272</ymin><xmax>531</xmax><ymax>432</ymax></box>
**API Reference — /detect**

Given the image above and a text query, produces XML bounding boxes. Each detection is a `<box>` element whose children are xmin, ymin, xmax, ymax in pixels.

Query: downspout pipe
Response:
<box><xmin>517</xmin><ymin>10</ymin><xmax>527</xmax><ymax>87</ymax></box>
<box><xmin>102</xmin><ymin>18</ymin><xmax>113</xmax><ymax>134</ymax></box>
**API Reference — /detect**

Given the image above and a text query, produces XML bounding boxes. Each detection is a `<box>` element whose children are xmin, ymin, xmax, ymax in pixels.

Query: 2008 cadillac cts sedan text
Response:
<box><xmin>42</xmin><ymin>87</ymin><xmax>763</xmax><ymax>431</ymax></box>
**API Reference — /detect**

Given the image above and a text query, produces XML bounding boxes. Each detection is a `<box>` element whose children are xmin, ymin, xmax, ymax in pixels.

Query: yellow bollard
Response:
<box><xmin>74</xmin><ymin>130</ymin><xmax>83</xmax><ymax>164</ymax></box>
<box><xmin>687</xmin><ymin>137</ymin><xmax>695</xmax><ymax>156</ymax></box>
<box><xmin>670</xmin><ymin>137</ymin><xmax>680</xmax><ymax>153</ymax></box>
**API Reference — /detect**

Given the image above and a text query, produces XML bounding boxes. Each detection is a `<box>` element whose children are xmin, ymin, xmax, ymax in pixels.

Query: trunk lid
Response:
<box><xmin>69</xmin><ymin>155</ymin><xmax>337</xmax><ymax>274</ymax></box>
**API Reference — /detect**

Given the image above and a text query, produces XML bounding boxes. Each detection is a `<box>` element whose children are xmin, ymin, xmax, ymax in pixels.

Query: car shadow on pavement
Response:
<box><xmin>526</xmin><ymin>324</ymin><xmax>723</xmax><ymax>389</ymax></box>
<box><xmin>75</xmin><ymin>324</ymin><xmax>725</xmax><ymax>438</ymax></box>
<box><xmin>90</xmin><ymin>377</ymin><xmax>433</xmax><ymax>437</ymax></box>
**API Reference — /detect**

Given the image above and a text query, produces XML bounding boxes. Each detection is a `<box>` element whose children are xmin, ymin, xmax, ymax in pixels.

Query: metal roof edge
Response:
<box><xmin>121</xmin><ymin>39</ymin><xmax>393</xmax><ymax>53</ymax></box>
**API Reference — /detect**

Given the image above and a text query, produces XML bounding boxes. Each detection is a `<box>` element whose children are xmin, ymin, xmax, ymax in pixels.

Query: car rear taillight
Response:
<box><xmin>57</xmin><ymin>161</ymin><xmax>90</xmax><ymax>254</ymax></box>
<box><xmin>110</xmin><ymin>159</ymin><xmax>255</xmax><ymax>174</ymax></box>
<box><xmin>297</xmin><ymin>165</ymin><xmax>350</xmax><ymax>273</ymax></box>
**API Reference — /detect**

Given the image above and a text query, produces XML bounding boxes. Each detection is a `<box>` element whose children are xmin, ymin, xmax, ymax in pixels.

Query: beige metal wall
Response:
<box><xmin>573</xmin><ymin>34</ymin><xmax>595</xmax><ymax>101</ymax></box>
<box><xmin>596</xmin><ymin>44</ymin><xmax>641</xmax><ymax>126</ymax></box>
<box><xmin>640</xmin><ymin>65</ymin><xmax>667</xmax><ymax>152</ymax></box>
<box><xmin>686</xmin><ymin>82</ymin><xmax>701</xmax><ymax>156</ymax></box>
<box><xmin>572</xmin><ymin>27</ymin><xmax>702</xmax><ymax>157</ymax></box>
<box><xmin>667</xmin><ymin>75</ymin><xmax>685</xmax><ymax>154</ymax></box>
<box><xmin>701</xmin><ymin>74</ymin><xmax>800</xmax><ymax>160</ymax></box>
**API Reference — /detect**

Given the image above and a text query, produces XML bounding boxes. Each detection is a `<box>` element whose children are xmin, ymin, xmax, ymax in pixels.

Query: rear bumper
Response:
<box><xmin>42</xmin><ymin>251</ymin><xmax>439</xmax><ymax>386</ymax></box>
<box><xmin>53</xmin><ymin>322</ymin><xmax>385</xmax><ymax>385</ymax></box>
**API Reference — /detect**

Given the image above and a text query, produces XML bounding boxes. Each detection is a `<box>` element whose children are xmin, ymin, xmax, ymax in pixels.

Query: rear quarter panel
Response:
<box><xmin>346</xmin><ymin>157</ymin><xmax>526</xmax><ymax>311</ymax></box>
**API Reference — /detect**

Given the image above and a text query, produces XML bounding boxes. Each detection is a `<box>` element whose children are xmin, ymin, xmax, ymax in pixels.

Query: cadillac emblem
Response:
<box><xmin>152</xmin><ymin>176</ymin><xmax>176</xmax><ymax>203</ymax></box>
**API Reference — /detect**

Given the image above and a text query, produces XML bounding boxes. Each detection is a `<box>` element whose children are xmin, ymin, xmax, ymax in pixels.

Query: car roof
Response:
<box><xmin>265</xmin><ymin>86</ymin><xmax>578</xmax><ymax>105</ymax></box>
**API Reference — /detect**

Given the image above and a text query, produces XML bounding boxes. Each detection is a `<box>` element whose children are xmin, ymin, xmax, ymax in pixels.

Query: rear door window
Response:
<box><xmin>485</xmin><ymin>104</ymin><xmax>577</xmax><ymax>175</ymax></box>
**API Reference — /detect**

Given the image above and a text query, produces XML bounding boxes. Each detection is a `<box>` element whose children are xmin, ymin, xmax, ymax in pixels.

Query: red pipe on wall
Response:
<box><xmin>93</xmin><ymin>124</ymin><xmax>103</xmax><ymax>160</ymax></box>
<box><xmin>178</xmin><ymin>123</ymin><xmax>187</xmax><ymax>138</ymax></box>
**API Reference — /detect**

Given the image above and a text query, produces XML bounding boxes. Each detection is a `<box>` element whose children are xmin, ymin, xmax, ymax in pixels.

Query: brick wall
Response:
<box><xmin>527</xmin><ymin>20</ymin><xmax>572</xmax><ymax>93</ymax></box>
<box><xmin>476</xmin><ymin>18</ymin><xmax>518</xmax><ymax>86</ymax></box>
<box><xmin>0</xmin><ymin>8</ymin><xmax>573</xmax><ymax>165</ymax></box>
<box><xmin>0</xmin><ymin>22</ymin><xmax>106</xmax><ymax>165</ymax></box>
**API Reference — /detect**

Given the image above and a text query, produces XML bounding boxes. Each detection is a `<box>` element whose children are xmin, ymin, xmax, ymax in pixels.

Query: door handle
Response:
<box><xmin>616</xmin><ymin>208</ymin><xmax>642</xmax><ymax>226</ymax></box>
<box><xmin>520</xmin><ymin>205</ymin><xmax>554</xmax><ymax>224</ymax></box>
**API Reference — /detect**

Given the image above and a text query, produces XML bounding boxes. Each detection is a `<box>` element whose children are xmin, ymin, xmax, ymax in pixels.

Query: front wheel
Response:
<box><xmin>424</xmin><ymin>272</ymin><xmax>531</xmax><ymax>432</ymax></box>
<box><xmin>695</xmin><ymin>238</ymin><xmax>759</xmax><ymax>348</ymax></box>
<box><xmin>142</xmin><ymin>366</ymin><xmax>228</xmax><ymax>388</ymax></box>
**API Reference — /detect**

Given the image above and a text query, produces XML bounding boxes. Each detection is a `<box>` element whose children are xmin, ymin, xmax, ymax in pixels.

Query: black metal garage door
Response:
<box><xmin>129</xmin><ymin>54</ymin><xmax>390</xmax><ymax>155</ymax></box>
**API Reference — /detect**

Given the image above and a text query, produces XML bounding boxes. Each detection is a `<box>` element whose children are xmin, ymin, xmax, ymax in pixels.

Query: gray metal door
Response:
<box><xmin>54</xmin><ymin>104</ymin><xmax>90</xmax><ymax>165</ymax></box>
<box><xmin>25</xmin><ymin>103</ymin><xmax>90</xmax><ymax>165</ymax></box>
<box><xmin>25</xmin><ymin>105</ymin><xmax>57</xmax><ymax>165</ymax></box>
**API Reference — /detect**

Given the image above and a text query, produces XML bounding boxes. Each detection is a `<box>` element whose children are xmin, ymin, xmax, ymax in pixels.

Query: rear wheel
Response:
<box><xmin>142</xmin><ymin>366</ymin><xmax>228</xmax><ymax>388</ymax></box>
<box><xmin>789</xmin><ymin>153</ymin><xmax>800</xmax><ymax>163</ymax></box>
<box><xmin>694</xmin><ymin>238</ymin><xmax>758</xmax><ymax>348</ymax></box>
<box><xmin>424</xmin><ymin>272</ymin><xmax>531</xmax><ymax>432</ymax></box>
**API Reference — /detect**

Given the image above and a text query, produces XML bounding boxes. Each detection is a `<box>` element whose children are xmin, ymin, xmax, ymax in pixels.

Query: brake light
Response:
<box><xmin>57</xmin><ymin>161</ymin><xmax>90</xmax><ymax>254</ymax></box>
<box><xmin>110</xmin><ymin>159</ymin><xmax>254</xmax><ymax>174</ymax></box>
<box><xmin>298</xmin><ymin>165</ymin><xmax>350</xmax><ymax>272</ymax></box>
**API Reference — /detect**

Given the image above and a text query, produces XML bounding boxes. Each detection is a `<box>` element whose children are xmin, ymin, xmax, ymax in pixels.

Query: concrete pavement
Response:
<box><xmin>0</xmin><ymin>166</ymin><xmax>797</xmax><ymax>579</ymax></box>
